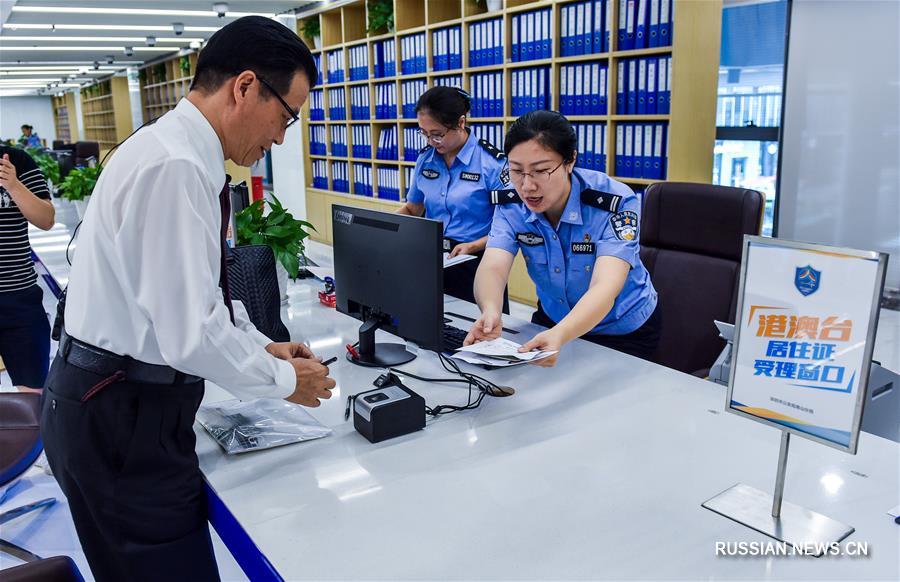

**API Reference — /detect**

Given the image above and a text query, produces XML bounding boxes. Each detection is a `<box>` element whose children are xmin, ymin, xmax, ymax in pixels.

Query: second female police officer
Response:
<box><xmin>397</xmin><ymin>86</ymin><xmax>510</xmax><ymax>308</ymax></box>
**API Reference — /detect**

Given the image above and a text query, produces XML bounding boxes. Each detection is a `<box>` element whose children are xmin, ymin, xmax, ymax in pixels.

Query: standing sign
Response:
<box><xmin>704</xmin><ymin>237</ymin><xmax>887</xmax><ymax>552</ymax></box>
<box><xmin>727</xmin><ymin>237</ymin><xmax>887</xmax><ymax>453</ymax></box>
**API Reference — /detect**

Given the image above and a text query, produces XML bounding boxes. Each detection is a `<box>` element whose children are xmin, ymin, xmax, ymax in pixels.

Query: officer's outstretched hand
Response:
<box><xmin>284</xmin><ymin>358</ymin><xmax>336</xmax><ymax>407</ymax></box>
<box><xmin>463</xmin><ymin>311</ymin><xmax>503</xmax><ymax>346</ymax></box>
<box><xmin>266</xmin><ymin>341</ymin><xmax>318</xmax><ymax>361</ymax></box>
<box><xmin>518</xmin><ymin>329</ymin><xmax>564</xmax><ymax>367</ymax></box>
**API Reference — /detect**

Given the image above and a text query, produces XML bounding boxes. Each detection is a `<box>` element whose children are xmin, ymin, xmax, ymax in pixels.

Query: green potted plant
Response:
<box><xmin>300</xmin><ymin>17</ymin><xmax>321</xmax><ymax>50</ymax></box>
<box><xmin>473</xmin><ymin>0</ymin><xmax>503</xmax><ymax>13</ymax></box>
<box><xmin>235</xmin><ymin>193</ymin><xmax>317</xmax><ymax>301</ymax></box>
<box><xmin>59</xmin><ymin>165</ymin><xmax>102</xmax><ymax>219</ymax></box>
<box><xmin>367</xmin><ymin>0</ymin><xmax>394</xmax><ymax>35</ymax></box>
<box><xmin>154</xmin><ymin>63</ymin><xmax>167</xmax><ymax>84</ymax></box>
<box><xmin>26</xmin><ymin>148</ymin><xmax>61</xmax><ymax>194</ymax></box>
<box><xmin>179</xmin><ymin>55</ymin><xmax>191</xmax><ymax>76</ymax></box>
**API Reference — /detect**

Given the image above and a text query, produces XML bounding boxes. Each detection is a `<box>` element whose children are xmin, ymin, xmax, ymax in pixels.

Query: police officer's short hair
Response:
<box><xmin>191</xmin><ymin>16</ymin><xmax>317</xmax><ymax>97</ymax></box>
<box><xmin>505</xmin><ymin>110</ymin><xmax>577</xmax><ymax>164</ymax></box>
<box><xmin>415</xmin><ymin>86</ymin><xmax>471</xmax><ymax>128</ymax></box>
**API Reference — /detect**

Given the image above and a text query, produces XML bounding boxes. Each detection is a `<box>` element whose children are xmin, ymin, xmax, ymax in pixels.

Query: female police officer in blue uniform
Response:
<box><xmin>397</xmin><ymin>86</ymin><xmax>510</xmax><ymax>308</ymax></box>
<box><xmin>465</xmin><ymin>111</ymin><xmax>660</xmax><ymax>365</ymax></box>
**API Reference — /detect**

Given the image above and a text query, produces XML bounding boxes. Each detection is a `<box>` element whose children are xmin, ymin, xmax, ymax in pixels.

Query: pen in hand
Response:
<box><xmin>321</xmin><ymin>356</ymin><xmax>338</xmax><ymax>367</ymax></box>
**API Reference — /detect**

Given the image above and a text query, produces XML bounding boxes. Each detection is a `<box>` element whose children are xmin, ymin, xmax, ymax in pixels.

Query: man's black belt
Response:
<box><xmin>59</xmin><ymin>331</ymin><xmax>202</xmax><ymax>385</ymax></box>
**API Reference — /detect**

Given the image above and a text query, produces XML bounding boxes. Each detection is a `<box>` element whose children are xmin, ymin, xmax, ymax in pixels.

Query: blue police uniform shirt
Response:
<box><xmin>488</xmin><ymin>168</ymin><xmax>657</xmax><ymax>336</ymax></box>
<box><xmin>406</xmin><ymin>129</ymin><xmax>509</xmax><ymax>243</ymax></box>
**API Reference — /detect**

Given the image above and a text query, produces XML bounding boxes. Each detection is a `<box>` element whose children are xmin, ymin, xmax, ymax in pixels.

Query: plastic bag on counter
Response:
<box><xmin>198</xmin><ymin>398</ymin><xmax>333</xmax><ymax>454</ymax></box>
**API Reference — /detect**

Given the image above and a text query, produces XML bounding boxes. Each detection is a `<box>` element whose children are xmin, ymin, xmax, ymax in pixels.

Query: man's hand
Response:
<box><xmin>266</xmin><ymin>341</ymin><xmax>318</xmax><ymax>361</ymax></box>
<box><xmin>518</xmin><ymin>329</ymin><xmax>564</xmax><ymax>367</ymax></box>
<box><xmin>0</xmin><ymin>154</ymin><xmax>24</xmax><ymax>194</ymax></box>
<box><xmin>284</xmin><ymin>358</ymin><xmax>336</xmax><ymax>407</ymax></box>
<box><xmin>448</xmin><ymin>241</ymin><xmax>482</xmax><ymax>258</ymax></box>
<box><xmin>463</xmin><ymin>311</ymin><xmax>503</xmax><ymax>346</ymax></box>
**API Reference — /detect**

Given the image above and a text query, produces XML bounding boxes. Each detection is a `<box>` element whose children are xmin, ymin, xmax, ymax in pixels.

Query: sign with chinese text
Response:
<box><xmin>727</xmin><ymin>237</ymin><xmax>887</xmax><ymax>453</ymax></box>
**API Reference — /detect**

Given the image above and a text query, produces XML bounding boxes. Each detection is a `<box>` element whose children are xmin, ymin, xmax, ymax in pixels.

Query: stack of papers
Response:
<box><xmin>443</xmin><ymin>252</ymin><xmax>478</xmax><ymax>269</ymax></box>
<box><xmin>450</xmin><ymin>337</ymin><xmax>557</xmax><ymax>368</ymax></box>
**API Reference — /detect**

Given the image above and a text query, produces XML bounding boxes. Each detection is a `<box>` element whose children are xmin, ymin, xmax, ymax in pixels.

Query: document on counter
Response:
<box><xmin>451</xmin><ymin>337</ymin><xmax>557</xmax><ymax>367</ymax></box>
<box><xmin>443</xmin><ymin>252</ymin><xmax>478</xmax><ymax>269</ymax></box>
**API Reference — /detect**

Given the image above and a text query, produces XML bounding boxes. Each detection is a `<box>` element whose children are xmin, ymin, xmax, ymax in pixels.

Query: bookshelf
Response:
<box><xmin>52</xmin><ymin>93</ymin><xmax>77</xmax><ymax>143</ymax></box>
<box><xmin>78</xmin><ymin>76</ymin><xmax>134</xmax><ymax>159</ymax></box>
<box><xmin>294</xmin><ymin>0</ymin><xmax>722</xmax><ymax>305</ymax></box>
<box><xmin>138</xmin><ymin>52</ymin><xmax>199</xmax><ymax>123</ymax></box>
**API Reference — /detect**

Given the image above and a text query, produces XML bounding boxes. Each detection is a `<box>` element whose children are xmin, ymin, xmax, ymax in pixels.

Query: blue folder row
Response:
<box><xmin>561</xmin><ymin>0</ymin><xmax>612</xmax><ymax>56</ymax></box>
<box><xmin>403</xmin><ymin>127</ymin><xmax>426</xmax><ymax>161</ymax></box>
<box><xmin>618</xmin><ymin>0</ymin><xmax>673</xmax><ymax>51</ymax></box>
<box><xmin>329</xmin><ymin>125</ymin><xmax>347</xmax><ymax>157</ymax></box>
<box><xmin>348</xmin><ymin>45</ymin><xmax>369</xmax><ymax>81</ymax></box>
<box><xmin>434</xmin><ymin>75</ymin><xmax>463</xmax><ymax>89</ymax></box>
<box><xmin>401</xmin><ymin>79</ymin><xmax>427</xmax><ymax>119</ymax></box>
<box><xmin>573</xmin><ymin>123</ymin><xmax>607</xmax><ymax>172</ymax></box>
<box><xmin>404</xmin><ymin>166</ymin><xmax>413</xmax><ymax>196</ymax></box>
<box><xmin>560</xmin><ymin>62</ymin><xmax>608</xmax><ymax>116</ymax></box>
<box><xmin>432</xmin><ymin>26</ymin><xmax>462</xmax><ymax>71</ymax></box>
<box><xmin>313</xmin><ymin>54</ymin><xmax>323</xmax><ymax>85</ymax></box>
<box><xmin>511</xmin><ymin>67</ymin><xmax>550</xmax><ymax>116</ymax></box>
<box><xmin>353</xmin><ymin>163</ymin><xmax>373</xmax><ymax>197</ymax></box>
<box><xmin>401</xmin><ymin>33</ymin><xmax>427</xmax><ymax>75</ymax></box>
<box><xmin>615</xmin><ymin>122</ymin><xmax>667</xmax><ymax>179</ymax></box>
<box><xmin>312</xmin><ymin>160</ymin><xmax>328</xmax><ymax>189</ymax></box>
<box><xmin>332</xmin><ymin>161</ymin><xmax>349</xmax><ymax>193</ymax></box>
<box><xmin>374</xmin><ymin>83</ymin><xmax>397</xmax><ymax>119</ymax></box>
<box><xmin>376</xmin><ymin>127</ymin><xmax>398</xmax><ymax>161</ymax></box>
<box><xmin>309</xmin><ymin>125</ymin><xmax>326</xmax><ymax>156</ymax></box>
<box><xmin>326</xmin><ymin>49</ymin><xmax>344</xmax><ymax>84</ymax></box>
<box><xmin>470</xmin><ymin>123</ymin><xmax>503</xmax><ymax>151</ymax></box>
<box><xmin>377</xmin><ymin>166</ymin><xmax>401</xmax><ymax>201</ymax></box>
<box><xmin>327</xmin><ymin>88</ymin><xmax>346</xmax><ymax>120</ymax></box>
<box><xmin>616</xmin><ymin>55</ymin><xmax>671</xmax><ymax>115</ymax></box>
<box><xmin>350</xmin><ymin>85</ymin><xmax>371</xmax><ymax>120</ymax></box>
<box><xmin>470</xmin><ymin>71</ymin><xmax>504</xmax><ymax>118</ymax></box>
<box><xmin>469</xmin><ymin>18</ymin><xmax>503</xmax><ymax>68</ymax></box>
<box><xmin>352</xmin><ymin>125</ymin><xmax>371</xmax><ymax>159</ymax></box>
<box><xmin>373</xmin><ymin>39</ymin><xmax>396</xmax><ymax>78</ymax></box>
<box><xmin>511</xmin><ymin>8</ymin><xmax>552</xmax><ymax>62</ymax></box>
<box><xmin>309</xmin><ymin>90</ymin><xmax>325</xmax><ymax>121</ymax></box>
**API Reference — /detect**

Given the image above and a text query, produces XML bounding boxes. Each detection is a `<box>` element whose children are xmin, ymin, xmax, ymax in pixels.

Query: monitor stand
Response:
<box><xmin>348</xmin><ymin>316</ymin><xmax>416</xmax><ymax>367</ymax></box>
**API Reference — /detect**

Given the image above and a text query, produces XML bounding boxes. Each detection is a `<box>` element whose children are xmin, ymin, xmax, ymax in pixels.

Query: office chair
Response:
<box><xmin>0</xmin><ymin>555</ymin><xmax>84</xmax><ymax>582</ymax></box>
<box><xmin>0</xmin><ymin>394</ymin><xmax>42</xmax><ymax>488</ymax></box>
<box><xmin>72</xmin><ymin>142</ymin><xmax>99</xmax><ymax>167</ymax></box>
<box><xmin>639</xmin><ymin>182</ymin><xmax>764</xmax><ymax>375</ymax></box>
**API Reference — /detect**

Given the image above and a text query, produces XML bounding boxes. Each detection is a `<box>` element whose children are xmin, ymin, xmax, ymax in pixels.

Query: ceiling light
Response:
<box><xmin>2</xmin><ymin>24</ymin><xmax>219</xmax><ymax>32</ymax></box>
<box><xmin>173</xmin><ymin>23</ymin><xmax>184</xmax><ymax>36</ymax></box>
<box><xmin>213</xmin><ymin>3</ymin><xmax>229</xmax><ymax>18</ymax></box>
<box><xmin>0</xmin><ymin>36</ymin><xmax>202</xmax><ymax>43</ymax></box>
<box><xmin>11</xmin><ymin>6</ymin><xmax>272</xmax><ymax>18</ymax></box>
<box><xmin>145</xmin><ymin>36</ymin><xmax>157</xmax><ymax>46</ymax></box>
<box><xmin>189</xmin><ymin>40</ymin><xmax>202</xmax><ymax>49</ymax></box>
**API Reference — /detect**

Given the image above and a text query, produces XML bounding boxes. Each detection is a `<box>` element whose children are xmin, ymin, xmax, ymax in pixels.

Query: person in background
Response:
<box><xmin>0</xmin><ymin>145</ymin><xmax>55</xmax><ymax>392</ymax></box>
<box><xmin>397</xmin><ymin>86</ymin><xmax>511</xmax><ymax>310</ymax></box>
<box><xmin>465</xmin><ymin>111</ymin><xmax>660</xmax><ymax>366</ymax></box>
<box><xmin>18</xmin><ymin>125</ymin><xmax>42</xmax><ymax>148</ymax></box>
<box><xmin>40</xmin><ymin>17</ymin><xmax>331</xmax><ymax>581</ymax></box>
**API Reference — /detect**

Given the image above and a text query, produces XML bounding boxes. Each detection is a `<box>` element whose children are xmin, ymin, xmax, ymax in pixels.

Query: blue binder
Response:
<box><xmin>660</xmin><ymin>0</ymin><xmax>671</xmax><ymax>47</ymax></box>
<box><xmin>633</xmin><ymin>124</ymin><xmax>644</xmax><ymax>177</ymax></box>
<box><xmin>647</xmin><ymin>59</ymin><xmax>657</xmax><ymax>114</ymax></box>
<box><xmin>658</xmin><ymin>56</ymin><xmax>670</xmax><ymax>114</ymax></box>
<box><xmin>637</xmin><ymin>58</ymin><xmax>647</xmax><ymax>114</ymax></box>
<box><xmin>542</xmin><ymin>9</ymin><xmax>552</xmax><ymax>59</ymax></box>
<box><xmin>624</xmin><ymin>0</ymin><xmax>636</xmax><ymax>51</ymax></box>
<box><xmin>617</xmin><ymin>0</ymin><xmax>628</xmax><ymax>51</ymax></box>
<box><xmin>615</xmin><ymin>124</ymin><xmax>625</xmax><ymax>176</ymax></box>
<box><xmin>648</xmin><ymin>0</ymin><xmax>660</xmax><ymax>48</ymax></box>
<box><xmin>626</xmin><ymin>59</ymin><xmax>637</xmax><ymax>114</ymax></box>
<box><xmin>599</xmin><ymin>65</ymin><xmax>608</xmax><ymax>114</ymax></box>
<box><xmin>635</xmin><ymin>0</ymin><xmax>647</xmax><ymax>49</ymax></box>
<box><xmin>616</xmin><ymin>61</ymin><xmax>627</xmax><ymax>114</ymax></box>
<box><xmin>642</xmin><ymin>123</ymin><xmax>654</xmax><ymax>178</ymax></box>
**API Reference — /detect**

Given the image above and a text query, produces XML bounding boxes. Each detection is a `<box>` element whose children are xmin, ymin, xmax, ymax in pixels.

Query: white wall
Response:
<box><xmin>778</xmin><ymin>0</ymin><xmax>900</xmax><ymax>289</ymax></box>
<box><xmin>0</xmin><ymin>95</ymin><xmax>57</xmax><ymax>144</ymax></box>
<box><xmin>271</xmin><ymin>121</ymin><xmax>307</xmax><ymax>221</ymax></box>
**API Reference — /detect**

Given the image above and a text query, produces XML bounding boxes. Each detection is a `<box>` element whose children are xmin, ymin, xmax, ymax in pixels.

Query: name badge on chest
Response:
<box><xmin>570</xmin><ymin>242</ymin><xmax>596</xmax><ymax>254</ymax></box>
<box><xmin>460</xmin><ymin>171</ymin><xmax>481</xmax><ymax>182</ymax></box>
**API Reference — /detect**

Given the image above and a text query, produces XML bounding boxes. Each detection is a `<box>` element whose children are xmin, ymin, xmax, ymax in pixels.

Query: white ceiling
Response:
<box><xmin>0</xmin><ymin>0</ymin><xmax>321</xmax><ymax>95</ymax></box>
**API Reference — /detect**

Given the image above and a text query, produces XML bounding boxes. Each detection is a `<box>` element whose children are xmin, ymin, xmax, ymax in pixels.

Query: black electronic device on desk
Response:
<box><xmin>351</xmin><ymin>383</ymin><xmax>426</xmax><ymax>443</ymax></box>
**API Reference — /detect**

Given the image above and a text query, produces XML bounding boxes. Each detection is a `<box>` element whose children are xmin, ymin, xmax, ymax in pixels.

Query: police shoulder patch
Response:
<box><xmin>490</xmin><ymin>189</ymin><xmax>520</xmax><ymax>205</ymax></box>
<box><xmin>516</xmin><ymin>232</ymin><xmax>544</xmax><ymax>246</ymax></box>
<box><xmin>499</xmin><ymin>165</ymin><xmax>510</xmax><ymax>186</ymax></box>
<box><xmin>610</xmin><ymin>211</ymin><xmax>639</xmax><ymax>241</ymax></box>
<box><xmin>478</xmin><ymin>138</ymin><xmax>506</xmax><ymax>160</ymax></box>
<box><xmin>421</xmin><ymin>168</ymin><xmax>440</xmax><ymax>179</ymax></box>
<box><xmin>581</xmin><ymin>189</ymin><xmax>623</xmax><ymax>213</ymax></box>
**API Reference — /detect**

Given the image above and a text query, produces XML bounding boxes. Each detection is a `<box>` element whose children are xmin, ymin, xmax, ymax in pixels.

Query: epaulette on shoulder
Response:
<box><xmin>419</xmin><ymin>144</ymin><xmax>433</xmax><ymax>154</ymax></box>
<box><xmin>478</xmin><ymin>138</ymin><xmax>506</xmax><ymax>160</ymax></box>
<box><xmin>580</xmin><ymin>189</ymin><xmax>623</xmax><ymax>213</ymax></box>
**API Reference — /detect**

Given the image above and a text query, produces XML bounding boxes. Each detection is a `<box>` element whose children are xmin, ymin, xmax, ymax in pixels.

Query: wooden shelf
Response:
<box><xmin>82</xmin><ymin>94</ymin><xmax>112</xmax><ymax>104</ymax></box>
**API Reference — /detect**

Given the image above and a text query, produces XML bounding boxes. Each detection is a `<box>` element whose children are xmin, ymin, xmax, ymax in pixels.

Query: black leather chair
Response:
<box><xmin>0</xmin><ymin>394</ymin><xmax>42</xmax><ymax>487</ymax></box>
<box><xmin>640</xmin><ymin>182</ymin><xmax>764</xmax><ymax>375</ymax></box>
<box><xmin>0</xmin><ymin>555</ymin><xmax>84</xmax><ymax>582</ymax></box>
<box><xmin>72</xmin><ymin>142</ymin><xmax>99</xmax><ymax>167</ymax></box>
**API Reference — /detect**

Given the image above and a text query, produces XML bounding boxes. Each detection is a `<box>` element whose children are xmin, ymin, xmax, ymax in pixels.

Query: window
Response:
<box><xmin>713</xmin><ymin>0</ymin><xmax>788</xmax><ymax>236</ymax></box>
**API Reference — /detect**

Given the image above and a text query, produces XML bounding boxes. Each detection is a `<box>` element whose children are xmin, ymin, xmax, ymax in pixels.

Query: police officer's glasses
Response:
<box><xmin>418</xmin><ymin>128</ymin><xmax>450</xmax><ymax>144</ymax></box>
<box><xmin>509</xmin><ymin>161</ymin><xmax>564</xmax><ymax>185</ymax></box>
<box><xmin>258</xmin><ymin>76</ymin><xmax>300</xmax><ymax>129</ymax></box>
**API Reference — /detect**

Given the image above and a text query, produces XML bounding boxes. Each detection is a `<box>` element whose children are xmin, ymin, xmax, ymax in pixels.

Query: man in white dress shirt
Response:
<box><xmin>40</xmin><ymin>17</ymin><xmax>331</xmax><ymax>581</ymax></box>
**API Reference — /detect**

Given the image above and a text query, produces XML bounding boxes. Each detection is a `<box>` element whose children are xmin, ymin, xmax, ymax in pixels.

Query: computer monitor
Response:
<box><xmin>332</xmin><ymin>204</ymin><xmax>444</xmax><ymax>367</ymax></box>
